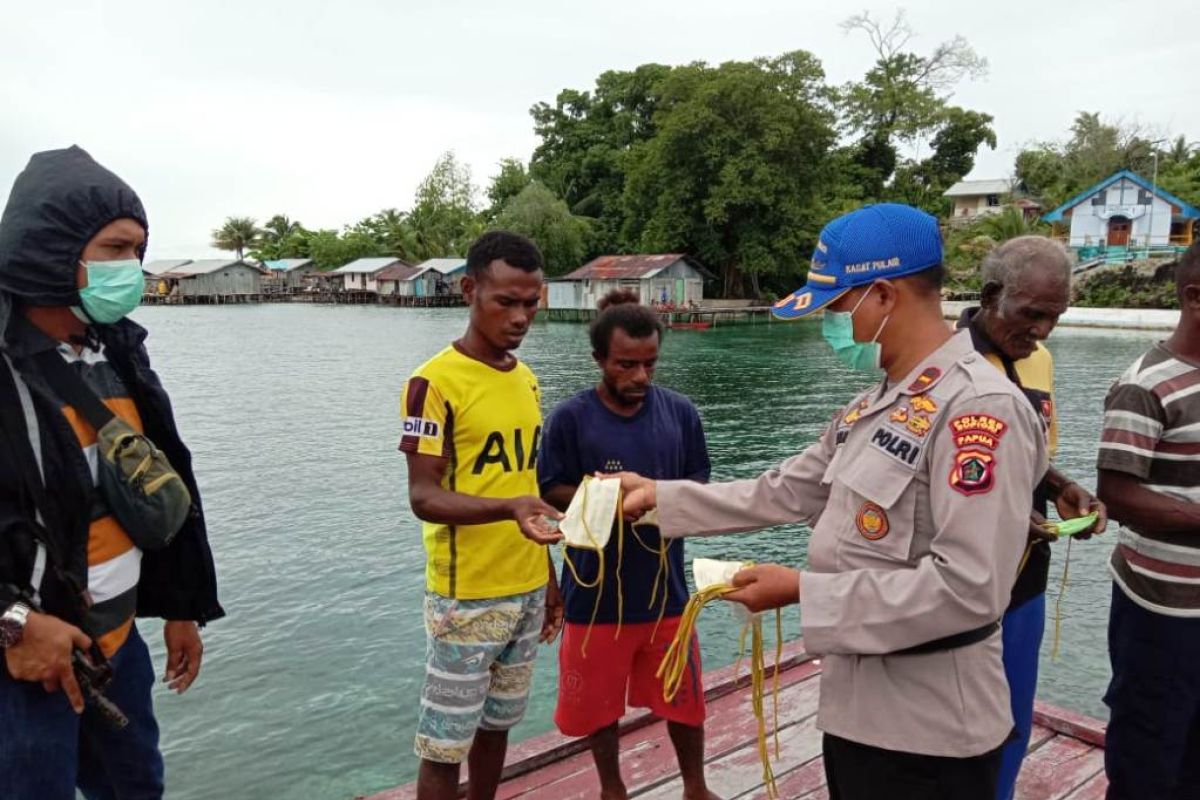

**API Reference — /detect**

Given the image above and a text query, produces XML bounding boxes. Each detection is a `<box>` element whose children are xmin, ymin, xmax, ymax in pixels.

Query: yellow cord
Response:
<box><xmin>630</xmin><ymin>521</ymin><xmax>672</xmax><ymax>642</ymax></box>
<box><xmin>658</xmin><ymin>583</ymin><xmax>783</xmax><ymax>800</ymax></box>
<box><xmin>559</xmin><ymin>479</ymin><xmax>607</xmax><ymax>657</ymax></box>
<box><xmin>560</xmin><ymin>480</ymin><xmax>638</xmax><ymax>654</ymax></box>
<box><xmin>1051</xmin><ymin>536</ymin><xmax>1073</xmax><ymax>661</ymax></box>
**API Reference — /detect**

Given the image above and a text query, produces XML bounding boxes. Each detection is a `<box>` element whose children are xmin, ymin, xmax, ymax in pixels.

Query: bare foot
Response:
<box><xmin>683</xmin><ymin>789</ymin><xmax>722</xmax><ymax>800</ymax></box>
<box><xmin>600</xmin><ymin>788</ymin><xmax>629</xmax><ymax>800</ymax></box>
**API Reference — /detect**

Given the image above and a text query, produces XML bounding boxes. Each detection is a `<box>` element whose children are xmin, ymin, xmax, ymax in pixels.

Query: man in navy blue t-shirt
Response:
<box><xmin>539</xmin><ymin>290</ymin><xmax>715</xmax><ymax>800</ymax></box>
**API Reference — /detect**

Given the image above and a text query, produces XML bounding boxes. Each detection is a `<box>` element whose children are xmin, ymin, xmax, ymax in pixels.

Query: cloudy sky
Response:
<box><xmin>3</xmin><ymin>0</ymin><xmax>1197</xmax><ymax>259</ymax></box>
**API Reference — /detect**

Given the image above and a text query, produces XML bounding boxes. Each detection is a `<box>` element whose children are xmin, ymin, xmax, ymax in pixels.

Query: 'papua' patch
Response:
<box><xmin>948</xmin><ymin>449</ymin><xmax>996</xmax><ymax>496</ymax></box>
<box><xmin>949</xmin><ymin>413</ymin><xmax>1009</xmax><ymax>450</ymax></box>
<box><xmin>856</xmin><ymin>501</ymin><xmax>890</xmax><ymax>540</ymax></box>
<box><xmin>906</xmin><ymin>366</ymin><xmax>942</xmax><ymax>393</ymax></box>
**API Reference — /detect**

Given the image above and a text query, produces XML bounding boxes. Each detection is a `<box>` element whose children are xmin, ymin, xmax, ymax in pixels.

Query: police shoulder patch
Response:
<box><xmin>948</xmin><ymin>413</ymin><xmax>1009</xmax><ymax>450</ymax></box>
<box><xmin>856</xmin><ymin>502</ymin><xmax>890</xmax><ymax>540</ymax></box>
<box><xmin>948</xmin><ymin>449</ymin><xmax>996</xmax><ymax>496</ymax></box>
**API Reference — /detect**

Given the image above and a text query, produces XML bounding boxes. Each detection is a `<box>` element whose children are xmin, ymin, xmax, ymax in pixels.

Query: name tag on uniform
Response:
<box><xmin>869</xmin><ymin>426</ymin><xmax>922</xmax><ymax>467</ymax></box>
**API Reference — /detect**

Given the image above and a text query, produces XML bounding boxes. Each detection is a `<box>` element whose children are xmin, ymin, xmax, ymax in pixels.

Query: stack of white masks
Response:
<box><xmin>560</xmin><ymin>476</ymin><xmax>622</xmax><ymax>550</ymax></box>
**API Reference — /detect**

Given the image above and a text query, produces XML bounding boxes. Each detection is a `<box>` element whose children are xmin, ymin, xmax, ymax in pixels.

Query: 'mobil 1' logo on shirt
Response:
<box><xmin>472</xmin><ymin>426</ymin><xmax>542</xmax><ymax>474</ymax></box>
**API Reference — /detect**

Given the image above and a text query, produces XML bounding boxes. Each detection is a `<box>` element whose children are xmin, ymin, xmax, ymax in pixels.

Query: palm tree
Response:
<box><xmin>261</xmin><ymin>214</ymin><xmax>302</xmax><ymax>244</ymax></box>
<box><xmin>211</xmin><ymin>217</ymin><xmax>261</xmax><ymax>260</ymax></box>
<box><xmin>975</xmin><ymin>207</ymin><xmax>1046</xmax><ymax>242</ymax></box>
<box><xmin>1165</xmin><ymin>135</ymin><xmax>1198</xmax><ymax>165</ymax></box>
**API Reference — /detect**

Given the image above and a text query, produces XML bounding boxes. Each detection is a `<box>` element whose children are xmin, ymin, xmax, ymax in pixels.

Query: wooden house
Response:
<box><xmin>330</xmin><ymin>257</ymin><xmax>411</xmax><ymax>292</ymax></box>
<box><xmin>1042</xmin><ymin>170</ymin><xmax>1199</xmax><ymax>249</ymax></box>
<box><xmin>547</xmin><ymin>254</ymin><xmax>711</xmax><ymax>311</ymax></box>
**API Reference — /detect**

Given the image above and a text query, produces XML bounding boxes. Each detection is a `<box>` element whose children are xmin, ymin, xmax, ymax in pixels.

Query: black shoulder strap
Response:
<box><xmin>0</xmin><ymin>355</ymin><xmax>68</xmax><ymax>572</ymax></box>
<box><xmin>31</xmin><ymin>348</ymin><xmax>115</xmax><ymax>432</ymax></box>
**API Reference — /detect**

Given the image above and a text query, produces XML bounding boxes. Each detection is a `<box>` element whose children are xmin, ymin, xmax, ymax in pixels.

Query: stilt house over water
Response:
<box><xmin>144</xmin><ymin>259</ymin><xmax>264</xmax><ymax>298</ymax></box>
<box><xmin>330</xmin><ymin>257</ymin><xmax>413</xmax><ymax>293</ymax></box>
<box><xmin>547</xmin><ymin>254</ymin><xmax>711</xmax><ymax>310</ymax></box>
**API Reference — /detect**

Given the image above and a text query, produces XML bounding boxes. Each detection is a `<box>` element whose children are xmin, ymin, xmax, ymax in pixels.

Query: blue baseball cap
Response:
<box><xmin>772</xmin><ymin>203</ymin><xmax>943</xmax><ymax>320</ymax></box>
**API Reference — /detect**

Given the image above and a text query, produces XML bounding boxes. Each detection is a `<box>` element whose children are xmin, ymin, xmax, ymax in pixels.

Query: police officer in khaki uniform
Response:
<box><xmin>617</xmin><ymin>204</ymin><xmax>1048</xmax><ymax>799</ymax></box>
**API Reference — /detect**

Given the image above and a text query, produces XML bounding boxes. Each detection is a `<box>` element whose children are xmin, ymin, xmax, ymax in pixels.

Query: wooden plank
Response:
<box><xmin>634</xmin><ymin>707</ymin><xmax>824</xmax><ymax>798</ymax></box>
<box><xmin>736</xmin><ymin>725</ymin><xmax>1060</xmax><ymax>800</ymax></box>
<box><xmin>739</xmin><ymin>752</ymin><xmax>826</xmax><ymax>799</ymax></box>
<box><xmin>364</xmin><ymin>640</ymin><xmax>814</xmax><ymax>800</ymax></box>
<box><xmin>1015</xmin><ymin>735</ymin><xmax>1105</xmax><ymax>800</ymax></box>
<box><xmin>1060</xmin><ymin>770</ymin><xmax>1109</xmax><ymax>800</ymax></box>
<box><xmin>1033</xmin><ymin>702</ymin><xmax>1107</xmax><ymax>748</ymax></box>
<box><xmin>500</xmin><ymin>664</ymin><xmax>822</xmax><ymax>799</ymax></box>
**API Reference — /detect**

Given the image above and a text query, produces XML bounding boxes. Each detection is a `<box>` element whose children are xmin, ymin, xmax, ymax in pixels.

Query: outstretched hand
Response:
<box><xmin>1055</xmin><ymin>483</ymin><xmax>1108</xmax><ymax>540</ymax></box>
<box><xmin>600</xmin><ymin>471</ymin><xmax>657</xmax><ymax>521</ymax></box>
<box><xmin>722</xmin><ymin>564</ymin><xmax>801</xmax><ymax>613</ymax></box>
<box><xmin>511</xmin><ymin>496</ymin><xmax>564</xmax><ymax>545</ymax></box>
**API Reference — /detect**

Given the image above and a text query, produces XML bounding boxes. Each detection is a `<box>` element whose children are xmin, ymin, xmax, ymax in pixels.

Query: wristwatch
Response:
<box><xmin>0</xmin><ymin>602</ymin><xmax>31</xmax><ymax>648</ymax></box>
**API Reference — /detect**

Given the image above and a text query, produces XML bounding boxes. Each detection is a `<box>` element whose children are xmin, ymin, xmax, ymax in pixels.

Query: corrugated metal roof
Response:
<box><xmin>263</xmin><ymin>258</ymin><xmax>314</xmax><ymax>272</ymax></box>
<box><xmin>943</xmin><ymin>179</ymin><xmax>1014</xmax><ymax>197</ymax></box>
<box><xmin>143</xmin><ymin>259</ymin><xmax>193</xmax><ymax>275</ymax></box>
<box><xmin>332</xmin><ymin>257</ymin><xmax>407</xmax><ymax>274</ymax></box>
<box><xmin>561</xmin><ymin>254</ymin><xmax>693</xmax><ymax>280</ymax></box>
<box><xmin>377</xmin><ymin>263</ymin><xmax>425</xmax><ymax>282</ymax></box>
<box><xmin>415</xmin><ymin>258</ymin><xmax>467</xmax><ymax>275</ymax></box>
<box><xmin>164</xmin><ymin>259</ymin><xmax>246</xmax><ymax>276</ymax></box>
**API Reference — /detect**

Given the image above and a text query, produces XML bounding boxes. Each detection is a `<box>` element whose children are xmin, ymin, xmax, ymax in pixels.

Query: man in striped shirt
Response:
<box><xmin>1097</xmin><ymin>239</ymin><xmax>1200</xmax><ymax>800</ymax></box>
<box><xmin>0</xmin><ymin>147</ymin><xmax>222</xmax><ymax>799</ymax></box>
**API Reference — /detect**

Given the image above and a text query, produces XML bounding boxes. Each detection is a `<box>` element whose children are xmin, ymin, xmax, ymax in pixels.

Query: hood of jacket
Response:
<box><xmin>0</xmin><ymin>146</ymin><xmax>148</xmax><ymax>333</ymax></box>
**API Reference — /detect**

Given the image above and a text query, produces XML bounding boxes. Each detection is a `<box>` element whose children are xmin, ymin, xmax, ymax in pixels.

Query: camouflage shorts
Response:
<box><xmin>413</xmin><ymin>587</ymin><xmax>545</xmax><ymax>764</ymax></box>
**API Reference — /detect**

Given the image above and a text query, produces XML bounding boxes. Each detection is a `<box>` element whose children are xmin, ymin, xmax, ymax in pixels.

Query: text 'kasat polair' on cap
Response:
<box><xmin>772</xmin><ymin>203</ymin><xmax>943</xmax><ymax>320</ymax></box>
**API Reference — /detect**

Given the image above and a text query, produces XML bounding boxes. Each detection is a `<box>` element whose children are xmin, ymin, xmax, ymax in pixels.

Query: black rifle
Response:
<box><xmin>12</xmin><ymin>590</ymin><xmax>130</xmax><ymax>731</ymax></box>
<box><xmin>71</xmin><ymin>647</ymin><xmax>129</xmax><ymax>730</ymax></box>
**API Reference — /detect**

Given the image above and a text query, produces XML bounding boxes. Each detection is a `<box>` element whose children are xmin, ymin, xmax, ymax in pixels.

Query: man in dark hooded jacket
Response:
<box><xmin>0</xmin><ymin>146</ymin><xmax>222</xmax><ymax>799</ymax></box>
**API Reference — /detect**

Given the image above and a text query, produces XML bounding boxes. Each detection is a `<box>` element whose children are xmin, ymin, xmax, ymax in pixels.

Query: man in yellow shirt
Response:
<box><xmin>400</xmin><ymin>231</ymin><xmax>563</xmax><ymax>800</ymax></box>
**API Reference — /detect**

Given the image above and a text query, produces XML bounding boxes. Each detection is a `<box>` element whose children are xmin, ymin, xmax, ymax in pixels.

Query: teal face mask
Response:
<box><xmin>821</xmin><ymin>284</ymin><xmax>890</xmax><ymax>373</ymax></box>
<box><xmin>76</xmin><ymin>259</ymin><xmax>145</xmax><ymax>324</ymax></box>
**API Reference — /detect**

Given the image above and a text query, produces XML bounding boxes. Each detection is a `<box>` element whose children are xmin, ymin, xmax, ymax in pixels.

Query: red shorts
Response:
<box><xmin>554</xmin><ymin>617</ymin><xmax>706</xmax><ymax>737</ymax></box>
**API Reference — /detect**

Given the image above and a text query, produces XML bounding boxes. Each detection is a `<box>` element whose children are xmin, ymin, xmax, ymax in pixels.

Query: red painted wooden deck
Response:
<box><xmin>365</xmin><ymin>640</ymin><xmax>1108</xmax><ymax>799</ymax></box>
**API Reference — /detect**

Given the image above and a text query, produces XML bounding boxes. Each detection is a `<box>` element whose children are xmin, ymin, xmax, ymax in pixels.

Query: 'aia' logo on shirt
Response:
<box><xmin>472</xmin><ymin>426</ymin><xmax>542</xmax><ymax>474</ymax></box>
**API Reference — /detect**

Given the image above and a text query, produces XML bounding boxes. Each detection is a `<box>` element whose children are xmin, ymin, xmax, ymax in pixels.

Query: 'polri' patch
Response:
<box><xmin>869</xmin><ymin>426</ymin><xmax>922</xmax><ymax>468</ymax></box>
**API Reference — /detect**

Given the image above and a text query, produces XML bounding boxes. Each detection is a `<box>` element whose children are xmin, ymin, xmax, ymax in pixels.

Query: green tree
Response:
<box><xmin>306</xmin><ymin>228</ymin><xmax>389</xmax><ymax>270</ymax></box>
<box><xmin>252</xmin><ymin>215</ymin><xmax>311</xmax><ymax>260</ymax></box>
<box><xmin>529</xmin><ymin>63</ymin><xmax>673</xmax><ymax>255</ymax></box>
<box><xmin>494</xmin><ymin>182</ymin><xmax>591</xmax><ymax>274</ymax></box>
<box><xmin>889</xmin><ymin>107</ymin><xmax>998</xmax><ymax>211</ymax></box>
<box><xmin>838</xmin><ymin>10</ymin><xmax>990</xmax><ymax>198</ymax></box>
<box><xmin>484</xmin><ymin>158</ymin><xmax>532</xmax><ymax>220</ymax></box>
<box><xmin>621</xmin><ymin>52</ymin><xmax>838</xmax><ymax>297</ymax></box>
<box><xmin>408</xmin><ymin>152</ymin><xmax>481</xmax><ymax>257</ymax></box>
<box><xmin>211</xmin><ymin>217</ymin><xmax>261</xmax><ymax>260</ymax></box>
<box><xmin>1015</xmin><ymin>113</ymin><xmax>1164</xmax><ymax>209</ymax></box>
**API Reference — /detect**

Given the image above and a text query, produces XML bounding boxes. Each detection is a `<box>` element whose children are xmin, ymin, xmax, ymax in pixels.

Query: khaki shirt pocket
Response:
<box><xmin>830</xmin><ymin>450</ymin><xmax>918</xmax><ymax>565</ymax></box>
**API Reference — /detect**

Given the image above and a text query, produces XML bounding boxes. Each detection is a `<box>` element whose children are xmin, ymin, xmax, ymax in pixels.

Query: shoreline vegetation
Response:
<box><xmin>196</xmin><ymin>11</ymin><xmax>1198</xmax><ymax>308</ymax></box>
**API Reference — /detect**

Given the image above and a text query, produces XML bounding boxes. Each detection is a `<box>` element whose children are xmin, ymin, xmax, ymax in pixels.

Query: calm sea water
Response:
<box><xmin>124</xmin><ymin>304</ymin><xmax>1158</xmax><ymax>800</ymax></box>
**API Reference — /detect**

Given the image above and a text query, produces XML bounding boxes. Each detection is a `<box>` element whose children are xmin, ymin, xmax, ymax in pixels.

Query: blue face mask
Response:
<box><xmin>821</xmin><ymin>284</ymin><xmax>890</xmax><ymax>373</ymax></box>
<box><xmin>75</xmin><ymin>259</ymin><xmax>145</xmax><ymax>324</ymax></box>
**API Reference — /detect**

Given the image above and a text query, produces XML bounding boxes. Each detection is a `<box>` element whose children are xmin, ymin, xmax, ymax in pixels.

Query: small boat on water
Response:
<box><xmin>667</xmin><ymin>321</ymin><xmax>713</xmax><ymax>331</ymax></box>
<box><xmin>367</xmin><ymin>639</ymin><xmax>1108</xmax><ymax>800</ymax></box>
